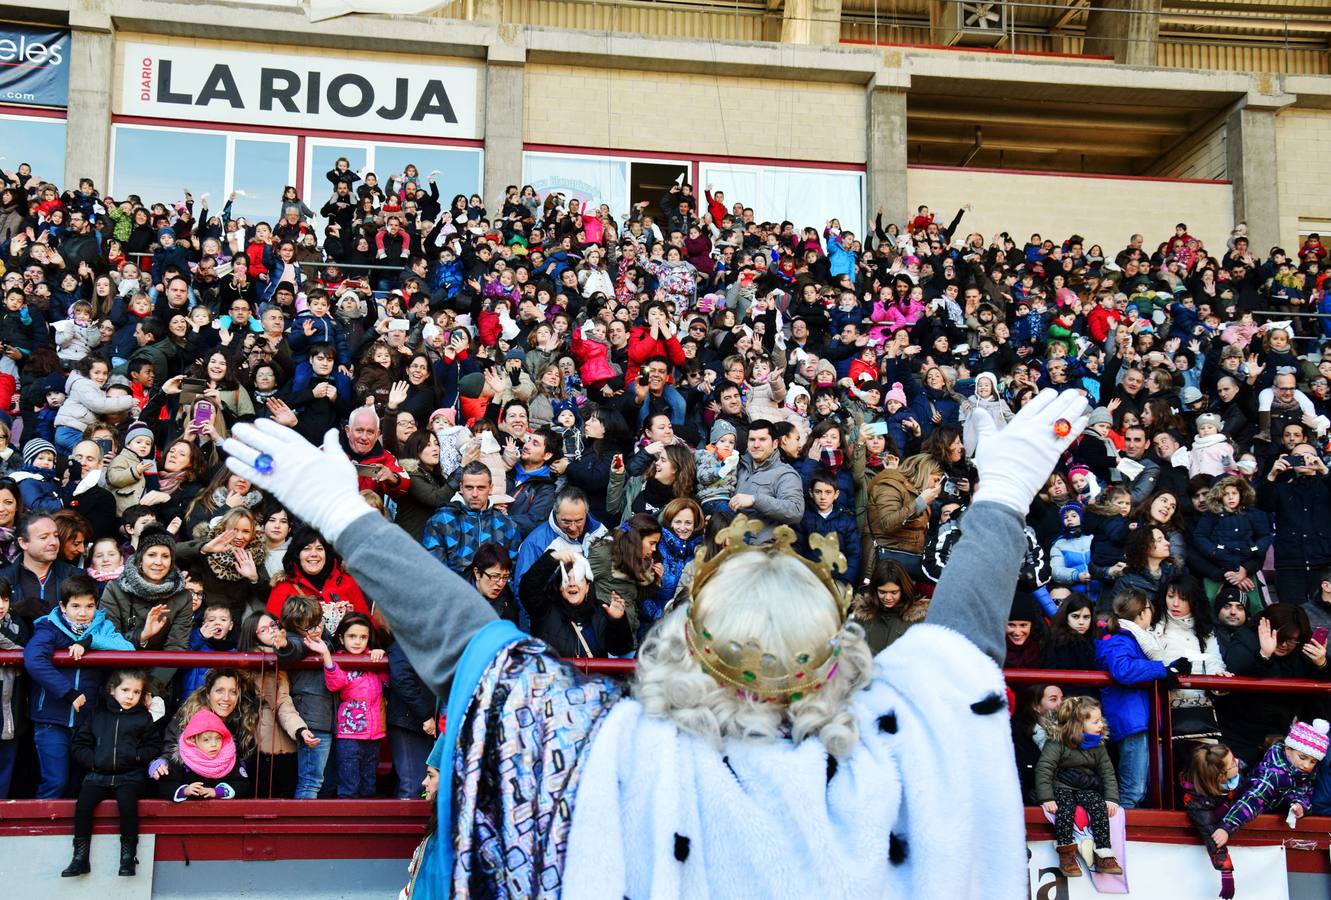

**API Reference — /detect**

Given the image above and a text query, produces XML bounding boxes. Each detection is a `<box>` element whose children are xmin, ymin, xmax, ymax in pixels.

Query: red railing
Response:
<box><xmin>4</xmin><ymin>651</ymin><xmax>1329</xmax><ymax>813</ymax></box>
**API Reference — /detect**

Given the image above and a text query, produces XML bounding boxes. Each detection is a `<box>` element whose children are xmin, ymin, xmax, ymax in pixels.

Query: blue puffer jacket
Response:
<box><xmin>23</xmin><ymin>606</ymin><xmax>134</xmax><ymax>728</ymax></box>
<box><xmin>1051</xmin><ymin>533</ymin><xmax>1093</xmax><ymax>587</ymax></box>
<box><xmin>1096</xmin><ymin>626</ymin><xmax>1168</xmax><ymax>740</ymax></box>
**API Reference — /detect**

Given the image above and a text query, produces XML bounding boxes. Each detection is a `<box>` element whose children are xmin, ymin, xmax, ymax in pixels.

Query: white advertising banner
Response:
<box><xmin>1027</xmin><ymin>840</ymin><xmax>1288</xmax><ymax>899</ymax></box>
<box><xmin>120</xmin><ymin>41</ymin><xmax>478</xmax><ymax>139</ymax></box>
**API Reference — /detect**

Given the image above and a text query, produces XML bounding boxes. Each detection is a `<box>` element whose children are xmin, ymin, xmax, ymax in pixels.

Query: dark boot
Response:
<box><xmin>61</xmin><ymin>837</ymin><xmax>91</xmax><ymax>877</ymax></box>
<box><xmin>119</xmin><ymin>837</ymin><xmax>138</xmax><ymax>876</ymax></box>
<box><xmin>1055</xmin><ymin>844</ymin><xmax>1081</xmax><ymax>877</ymax></box>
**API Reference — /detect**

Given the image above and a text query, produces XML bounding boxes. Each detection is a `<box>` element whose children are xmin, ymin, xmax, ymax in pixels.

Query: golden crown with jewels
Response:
<box><xmin>684</xmin><ymin>515</ymin><xmax>853</xmax><ymax>702</ymax></box>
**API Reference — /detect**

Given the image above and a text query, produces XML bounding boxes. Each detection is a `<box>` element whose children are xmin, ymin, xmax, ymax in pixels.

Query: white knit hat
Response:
<box><xmin>1286</xmin><ymin>718</ymin><xmax>1331</xmax><ymax>761</ymax></box>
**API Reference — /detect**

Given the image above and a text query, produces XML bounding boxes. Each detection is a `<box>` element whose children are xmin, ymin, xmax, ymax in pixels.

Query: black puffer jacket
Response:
<box><xmin>1258</xmin><ymin>472</ymin><xmax>1331</xmax><ymax>571</ymax></box>
<box><xmin>72</xmin><ymin>695</ymin><xmax>161</xmax><ymax>785</ymax></box>
<box><xmin>518</xmin><ymin>550</ymin><xmax>633</xmax><ymax>659</ymax></box>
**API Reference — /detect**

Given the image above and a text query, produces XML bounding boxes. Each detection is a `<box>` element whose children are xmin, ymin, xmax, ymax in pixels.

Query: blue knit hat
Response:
<box><xmin>22</xmin><ymin>438</ymin><xmax>56</xmax><ymax>468</ymax></box>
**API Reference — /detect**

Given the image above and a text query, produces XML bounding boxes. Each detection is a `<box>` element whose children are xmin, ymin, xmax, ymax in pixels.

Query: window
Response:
<box><xmin>111</xmin><ymin>127</ymin><xmax>226</xmax><ymax>211</ymax></box>
<box><xmin>373</xmin><ymin>144</ymin><xmax>481</xmax><ymax>210</ymax></box>
<box><xmin>0</xmin><ymin>116</ymin><xmax>67</xmax><ymax>188</ymax></box>
<box><xmin>699</xmin><ymin>162</ymin><xmax>864</xmax><ymax>233</ymax></box>
<box><xmin>304</xmin><ymin>140</ymin><xmax>481</xmax><ymax>228</ymax></box>
<box><xmin>231</xmin><ymin>139</ymin><xmax>296</xmax><ymax>223</ymax></box>
<box><xmin>524</xmin><ymin>152</ymin><xmax>629</xmax><ymax>221</ymax></box>
<box><xmin>110</xmin><ymin>125</ymin><xmax>295</xmax><ymax>223</ymax></box>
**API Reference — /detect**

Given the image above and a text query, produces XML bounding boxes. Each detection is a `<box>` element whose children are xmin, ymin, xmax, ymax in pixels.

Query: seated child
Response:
<box><xmin>1189</xmin><ymin>413</ymin><xmax>1236</xmax><ymax>478</ymax></box>
<box><xmin>106</xmin><ymin>423</ymin><xmax>158</xmax><ymax>515</ymax></box>
<box><xmin>550</xmin><ymin>400</ymin><xmax>583</xmax><ymax>461</ymax></box>
<box><xmin>1050</xmin><ymin>503</ymin><xmax>1094</xmax><ymax>595</ymax></box>
<box><xmin>54</xmin><ymin>301</ymin><xmax>102</xmax><ymax>366</ymax></box>
<box><xmin>1216</xmin><ymin>719</ymin><xmax>1329</xmax><ymax>845</ymax></box>
<box><xmin>23</xmin><ymin>574</ymin><xmax>135</xmax><ymax>798</ymax></box>
<box><xmin>152</xmin><ymin>708</ymin><xmax>250</xmax><ymax>801</ymax></box>
<box><xmin>13</xmin><ymin>438</ymin><xmax>64</xmax><ymax>514</ymax></box>
<box><xmin>65</xmin><ymin>669</ymin><xmax>160</xmax><ymax>878</ymax></box>
<box><xmin>694</xmin><ymin>421</ymin><xmax>740</xmax><ymax>515</ymax></box>
<box><xmin>34</xmin><ymin>389</ymin><xmax>64</xmax><ymax>444</ymax></box>
<box><xmin>1035</xmin><ymin>695</ymin><xmax>1122</xmax><ymax>878</ymax></box>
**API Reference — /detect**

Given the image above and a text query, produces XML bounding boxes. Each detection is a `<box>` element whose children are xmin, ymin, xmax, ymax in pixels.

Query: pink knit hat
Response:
<box><xmin>1286</xmin><ymin>718</ymin><xmax>1330</xmax><ymax>761</ymax></box>
<box><xmin>884</xmin><ymin>382</ymin><xmax>908</xmax><ymax>406</ymax></box>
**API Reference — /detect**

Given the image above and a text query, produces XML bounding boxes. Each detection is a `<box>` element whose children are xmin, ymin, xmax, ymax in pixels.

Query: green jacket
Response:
<box><xmin>1034</xmin><ymin>738</ymin><xmax>1120</xmax><ymax>804</ymax></box>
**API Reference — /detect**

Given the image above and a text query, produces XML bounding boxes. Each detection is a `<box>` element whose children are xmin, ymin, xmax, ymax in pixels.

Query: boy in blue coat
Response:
<box><xmin>23</xmin><ymin>574</ymin><xmax>135</xmax><ymax>798</ymax></box>
<box><xmin>287</xmin><ymin>290</ymin><xmax>351</xmax><ymax>368</ymax></box>
<box><xmin>797</xmin><ymin>473</ymin><xmax>861</xmax><ymax>585</ymax></box>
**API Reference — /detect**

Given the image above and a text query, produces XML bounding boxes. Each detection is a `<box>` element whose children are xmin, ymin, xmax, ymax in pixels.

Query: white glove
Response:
<box><xmin>222</xmin><ymin>420</ymin><xmax>374</xmax><ymax>542</ymax></box>
<box><xmin>970</xmin><ymin>388</ymin><xmax>1089</xmax><ymax>515</ymax></box>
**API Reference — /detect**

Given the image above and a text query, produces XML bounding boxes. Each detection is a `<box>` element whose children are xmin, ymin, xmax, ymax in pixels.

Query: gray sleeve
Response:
<box><xmin>750</xmin><ymin>469</ymin><xmax>805</xmax><ymax>525</ymax></box>
<box><xmin>925</xmin><ymin>501</ymin><xmax>1027</xmax><ymax>665</ymax></box>
<box><xmin>334</xmin><ymin>513</ymin><xmax>497</xmax><ymax>700</ymax></box>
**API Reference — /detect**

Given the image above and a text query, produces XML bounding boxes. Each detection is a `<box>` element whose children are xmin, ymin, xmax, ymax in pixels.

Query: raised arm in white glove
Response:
<box><xmin>970</xmin><ymin>388</ymin><xmax>1089</xmax><ymax>514</ymax></box>
<box><xmin>222</xmin><ymin>420</ymin><xmax>375</xmax><ymax>543</ymax></box>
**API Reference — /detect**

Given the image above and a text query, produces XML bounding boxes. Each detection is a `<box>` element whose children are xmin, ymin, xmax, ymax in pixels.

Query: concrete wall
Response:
<box><xmin>1275</xmin><ymin>107</ymin><xmax>1331</xmax><ymax>250</ymax></box>
<box><xmin>1149</xmin><ymin>125</ymin><xmax>1228</xmax><ymax>181</ymax></box>
<box><xmin>907</xmin><ymin>166</ymin><xmax>1233</xmax><ymax>258</ymax></box>
<box><xmin>521</xmin><ymin>63</ymin><xmax>866</xmax><ymax>163</ymax></box>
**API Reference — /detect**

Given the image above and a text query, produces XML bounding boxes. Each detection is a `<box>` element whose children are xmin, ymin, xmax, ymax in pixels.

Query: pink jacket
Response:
<box><xmin>324</xmin><ymin>662</ymin><xmax>388</xmax><ymax>741</ymax></box>
<box><xmin>571</xmin><ymin>333</ymin><xmax>616</xmax><ymax>386</ymax></box>
<box><xmin>877</xmin><ymin>298</ymin><xmax>924</xmax><ymax>330</ymax></box>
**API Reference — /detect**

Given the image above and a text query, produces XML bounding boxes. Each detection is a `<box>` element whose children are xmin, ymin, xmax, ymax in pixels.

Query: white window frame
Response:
<box><xmin>108</xmin><ymin>124</ymin><xmax>297</xmax><ymax>206</ymax></box>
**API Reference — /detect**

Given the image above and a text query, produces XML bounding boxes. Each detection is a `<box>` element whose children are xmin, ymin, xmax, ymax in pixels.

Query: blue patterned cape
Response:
<box><xmin>414</xmin><ymin>620</ymin><xmax>625</xmax><ymax>899</ymax></box>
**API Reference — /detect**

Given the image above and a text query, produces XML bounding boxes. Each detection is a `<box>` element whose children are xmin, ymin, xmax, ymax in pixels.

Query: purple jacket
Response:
<box><xmin>1220</xmin><ymin>741</ymin><xmax>1315</xmax><ymax>834</ymax></box>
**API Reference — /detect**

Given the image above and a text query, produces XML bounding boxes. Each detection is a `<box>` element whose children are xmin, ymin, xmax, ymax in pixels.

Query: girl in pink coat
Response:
<box><xmin>309</xmin><ymin>613</ymin><xmax>388</xmax><ymax>798</ymax></box>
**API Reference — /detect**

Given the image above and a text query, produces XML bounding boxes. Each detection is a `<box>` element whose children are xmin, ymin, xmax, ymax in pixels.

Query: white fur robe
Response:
<box><xmin>563</xmin><ymin>623</ymin><xmax>1027</xmax><ymax>898</ymax></box>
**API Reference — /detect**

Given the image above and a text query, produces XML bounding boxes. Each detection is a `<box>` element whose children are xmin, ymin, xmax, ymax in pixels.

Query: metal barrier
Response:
<box><xmin>4</xmin><ymin>651</ymin><xmax>1329</xmax><ymax>812</ymax></box>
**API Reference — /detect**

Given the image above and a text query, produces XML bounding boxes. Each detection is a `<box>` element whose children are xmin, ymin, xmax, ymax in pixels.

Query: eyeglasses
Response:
<box><xmin>478</xmin><ymin>569</ymin><xmax>510</xmax><ymax>584</ymax></box>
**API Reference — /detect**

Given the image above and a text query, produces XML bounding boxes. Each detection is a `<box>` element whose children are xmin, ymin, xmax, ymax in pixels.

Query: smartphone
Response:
<box><xmin>94</xmin><ymin>438</ymin><xmax>114</xmax><ymax>456</ymax></box>
<box><xmin>1281</xmin><ymin>454</ymin><xmax>1305</xmax><ymax>469</ymax></box>
<box><xmin>193</xmin><ymin>400</ymin><xmax>214</xmax><ymax>428</ymax></box>
<box><xmin>354</xmin><ymin>463</ymin><xmax>380</xmax><ymax>477</ymax></box>
<box><xmin>866</xmin><ymin>421</ymin><xmax>889</xmax><ymax>437</ymax></box>
<box><xmin>1314</xmin><ymin>627</ymin><xmax>1329</xmax><ymax>647</ymax></box>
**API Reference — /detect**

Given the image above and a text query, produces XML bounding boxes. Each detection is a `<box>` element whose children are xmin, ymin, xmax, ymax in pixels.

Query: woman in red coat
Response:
<box><xmin>266</xmin><ymin>526</ymin><xmax>369</xmax><ymax>634</ymax></box>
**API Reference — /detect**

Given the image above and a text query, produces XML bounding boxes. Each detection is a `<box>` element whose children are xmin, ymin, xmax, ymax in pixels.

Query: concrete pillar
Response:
<box><xmin>64</xmin><ymin>3</ymin><xmax>114</xmax><ymax>190</ymax></box>
<box><xmin>866</xmin><ymin>82</ymin><xmax>908</xmax><ymax>232</ymax></box>
<box><xmin>780</xmin><ymin>0</ymin><xmax>842</xmax><ymax>47</ymax></box>
<box><xmin>483</xmin><ymin>46</ymin><xmax>525</xmax><ymax>208</ymax></box>
<box><xmin>1226</xmin><ymin>105</ymin><xmax>1281</xmax><ymax>254</ymax></box>
<box><xmin>1083</xmin><ymin>0</ymin><xmax>1160</xmax><ymax>67</ymax></box>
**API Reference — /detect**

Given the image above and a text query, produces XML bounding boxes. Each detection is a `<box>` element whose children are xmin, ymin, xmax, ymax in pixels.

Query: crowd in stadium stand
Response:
<box><xmin>3</xmin><ymin>157</ymin><xmax>1331</xmax><ymax>875</ymax></box>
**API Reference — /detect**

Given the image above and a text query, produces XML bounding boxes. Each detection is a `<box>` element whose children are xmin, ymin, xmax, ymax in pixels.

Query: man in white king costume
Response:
<box><xmin>222</xmin><ymin>388</ymin><xmax>1089</xmax><ymax>898</ymax></box>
